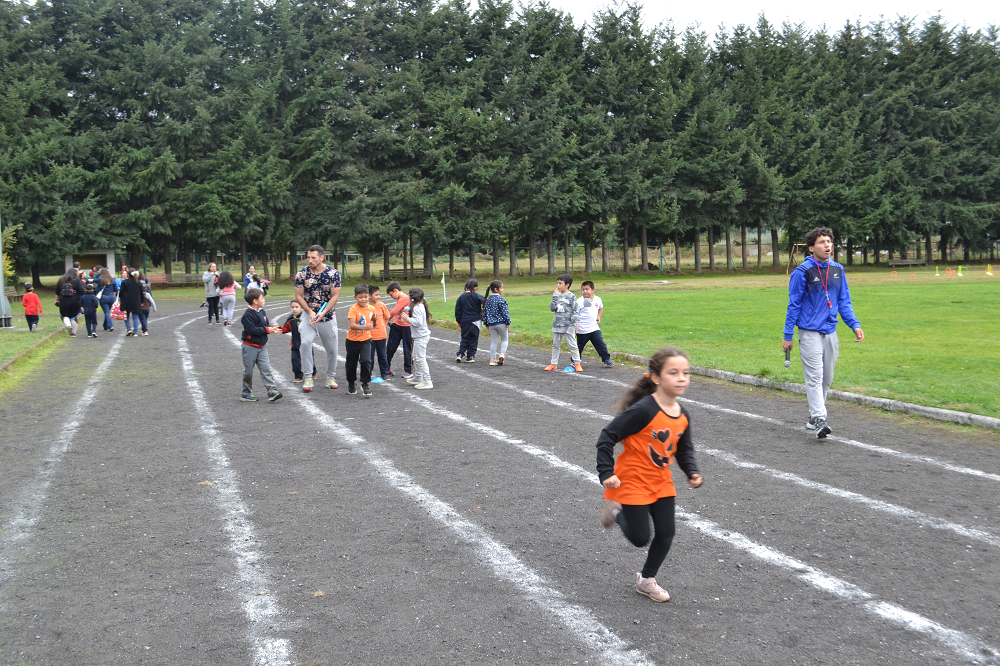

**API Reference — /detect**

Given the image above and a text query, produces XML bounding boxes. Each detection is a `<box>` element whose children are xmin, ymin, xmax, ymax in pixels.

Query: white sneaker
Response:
<box><xmin>406</xmin><ymin>377</ymin><xmax>420</xmax><ymax>385</ymax></box>
<box><xmin>635</xmin><ymin>573</ymin><xmax>670</xmax><ymax>602</ymax></box>
<box><xmin>414</xmin><ymin>382</ymin><xmax>433</xmax><ymax>389</ymax></box>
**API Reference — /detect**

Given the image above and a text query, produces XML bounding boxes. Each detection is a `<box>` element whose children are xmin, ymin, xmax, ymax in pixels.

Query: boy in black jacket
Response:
<box><xmin>240</xmin><ymin>288</ymin><xmax>283</xmax><ymax>402</ymax></box>
<box><xmin>81</xmin><ymin>284</ymin><xmax>100</xmax><ymax>338</ymax></box>
<box><xmin>454</xmin><ymin>279</ymin><xmax>484</xmax><ymax>362</ymax></box>
<box><xmin>278</xmin><ymin>300</ymin><xmax>316</xmax><ymax>383</ymax></box>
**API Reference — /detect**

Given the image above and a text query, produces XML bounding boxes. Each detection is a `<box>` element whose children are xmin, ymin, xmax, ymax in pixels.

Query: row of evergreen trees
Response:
<box><xmin>2</xmin><ymin>0</ymin><xmax>998</xmax><ymax>282</ymax></box>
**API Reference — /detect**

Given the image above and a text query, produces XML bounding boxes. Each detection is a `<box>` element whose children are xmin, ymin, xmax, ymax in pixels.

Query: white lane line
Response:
<box><xmin>222</xmin><ymin>330</ymin><xmax>656</xmax><ymax>666</ymax></box>
<box><xmin>178</xmin><ymin>321</ymin><xmax>292</xmax><ymax>666</ymax></box>
<box><xmin>427</xmin><ymin>333</ymin><xmax>1000</xmax><ymax>485</ymax></box>
<box><xmin>432</xmin><ymin>357</ymin><xmax>1000</xmax><ymax>551</ymax></box>
<box><xmin>0</xmin><ymin>335</ymin><xmax>125</xmax><ymax>589</ymax></box>
<box><xmin>378</xmin><ymin>383</ymin><xmax>1000</xmax><ymax>664</ymax></box>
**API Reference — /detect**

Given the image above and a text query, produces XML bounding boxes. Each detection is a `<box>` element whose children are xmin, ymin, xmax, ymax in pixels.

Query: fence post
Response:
<box><xmin>659</xmin><ymin>246</ymin><xmax>663</xmax><ymax>271</ymax></box>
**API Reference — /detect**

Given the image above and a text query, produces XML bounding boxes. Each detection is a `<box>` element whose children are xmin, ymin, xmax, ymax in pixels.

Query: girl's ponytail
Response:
<box><xmin>615</xmin><ymin>348</ymin><xmax>690</xmax><ymax>413</ymax></box>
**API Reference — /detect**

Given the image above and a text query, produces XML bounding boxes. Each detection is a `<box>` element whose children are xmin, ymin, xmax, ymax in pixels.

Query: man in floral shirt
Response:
<box><xmin>294</xmin><ymin>245</ymin><xmax>343</xmax><ymax>392</ymax></box>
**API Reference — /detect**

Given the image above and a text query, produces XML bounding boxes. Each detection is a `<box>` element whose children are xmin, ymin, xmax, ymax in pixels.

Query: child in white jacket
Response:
<box><xmin>401</xmin><ymin>287</ymin><xmax>433</xmax><ymax>389</ymax></box>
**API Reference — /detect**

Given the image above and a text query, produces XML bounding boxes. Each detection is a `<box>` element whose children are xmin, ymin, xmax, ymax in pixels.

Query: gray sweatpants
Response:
<box><xmin>242</xmin><ymin>343</ymin><xmax>277</xmax><ymax>398</ymax></box>
<box><xmin>300</xmin><ymin>315</ymin><xmax>339</xmax><ymax>380</ymax></box>
<box><xmin>412</xmin><ymin>335</ymin><xmax>431</xmax><ymax>383</ymax></box>
<box><xmin>489</xmin><ymin>324</ymin><xmax>509</xmax><ymax>360</ymax></box>
<box><xmin>551</xmin><ymin>327</ymin><xmax>581</xmax><ymax>365</ymax></box>
<box><xmin>798</xmin><ymin>330</ymin><xmax>839</xmax><ymax>420</ymax></box>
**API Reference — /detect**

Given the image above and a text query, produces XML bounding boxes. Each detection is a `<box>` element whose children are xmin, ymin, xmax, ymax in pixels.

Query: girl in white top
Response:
<box><xmin>401</xmin><ymin>287</ymin><xmax>432</xmax><ymax>389</ymax></box>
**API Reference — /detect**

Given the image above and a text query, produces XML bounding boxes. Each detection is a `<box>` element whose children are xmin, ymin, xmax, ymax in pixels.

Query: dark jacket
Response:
<box><xmin>280</xmin><ymin>313</ymin><xmax>303</xmax><ymax>349</ymax></box>
<box><xmin>96</xmin><ymin>281</ymin><xmax>118</xmax><ymax>300</ymax></box>
<box><xmin>454</xmin><ymin>290</ymin><xmax>484</xmax><ymax>325</ymax></box>
<box><xmin>80</xmin><ymin>293</ymin><xmax>99</xmax><ymax>315</ymax></box>
<box><xmin>56</xmin><ymin>276</ymin><xmax>85</xmax><ymax>318</ymax></box>
<box><xmin>119</xmin><ymin>278</ymin><xmax>143</xmax><ymax>313</ymax></box>
<box><xmin>241</xmin><ymin>307</ymin><xmax>271</xmax><ymax>347</ymax></box>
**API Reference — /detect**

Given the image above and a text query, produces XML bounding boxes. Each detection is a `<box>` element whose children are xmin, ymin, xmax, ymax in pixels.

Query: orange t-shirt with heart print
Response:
<box><xmin>595</xmin><ymin>395</ymin><xmax>699</xmax><ymax>506</ymax></box>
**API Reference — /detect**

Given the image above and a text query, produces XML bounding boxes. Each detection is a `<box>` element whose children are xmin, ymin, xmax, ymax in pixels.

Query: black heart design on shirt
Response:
<box><xmin>651</xmin><ymin>428</ymin><xmax>670</xmax><ymax>443</ymax></box>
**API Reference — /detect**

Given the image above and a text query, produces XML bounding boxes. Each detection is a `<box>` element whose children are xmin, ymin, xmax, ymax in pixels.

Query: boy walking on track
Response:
<box><xmin>345</xmin><ymin>284</ymin><xmax>376</xmax><ymax>397</ymax></box>
<box><xmin>240</xmin><ymin>288</ymin><xmax>283</xmax><ymax>403</ymax></box>
<box><xmin>544</xmin><ymin>273</ymin><xmax>582</xmax><ymax>372</ymax></box>
<box><xmin>385</xmin><ymin>281</ymin><xmax>412</xmax><ymax>378</ymax></box>
<box><xmin>295</xmin><ymin>245</ymin><xmax>342</xmax><ymax>392</ymax></box>
<box><xmin>783</xmin><ymin>227</ymin><xmax>864</xmax><ymax>439</ymax></box>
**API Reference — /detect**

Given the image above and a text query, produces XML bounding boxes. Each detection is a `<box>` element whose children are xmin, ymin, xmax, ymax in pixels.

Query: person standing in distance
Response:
<box><xmin>782</xmin><ymin>227</ymin><xmax>864</xmax><ymax>439</ymax></box>
<box><xmin>294</xmin><ymin>245</ymin><xmax>342</xmax><ymax>392</ymax></box>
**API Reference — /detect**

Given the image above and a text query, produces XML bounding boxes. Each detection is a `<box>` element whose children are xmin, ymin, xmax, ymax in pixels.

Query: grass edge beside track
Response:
<box><xmin>0</xmin><ymin>328</ymin><xmax>67</xmax><ymax>396</ymax></box>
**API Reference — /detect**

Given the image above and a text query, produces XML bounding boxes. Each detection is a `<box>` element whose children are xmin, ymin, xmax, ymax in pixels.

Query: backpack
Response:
<box><xmin>61</xmin><ymin>281</ymin><xmax>75</xmax><ymax>298</ymax></box>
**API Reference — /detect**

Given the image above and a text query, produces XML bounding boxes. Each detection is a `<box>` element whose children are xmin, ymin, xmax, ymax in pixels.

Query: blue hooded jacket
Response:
<box><xmin>783</xmin><ymin>256</ymin><xmax>860</xmax><ymax>340</ymax></box>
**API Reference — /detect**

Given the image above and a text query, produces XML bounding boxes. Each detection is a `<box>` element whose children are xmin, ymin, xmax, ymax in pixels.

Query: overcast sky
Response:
<box><xmin>528</xmin><ymin>0</ymin><xmax>996</xmax><ymax>36</ymax></box>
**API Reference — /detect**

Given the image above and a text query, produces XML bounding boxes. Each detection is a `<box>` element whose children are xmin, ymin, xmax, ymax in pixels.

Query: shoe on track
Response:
<box><xmin>635</xmin><ymin>573</ymin><xmax>670</xmax><ymax>602</ymax></box>
<box><xmin>402</xmin><ymin>372</ymin><xmax>413</xmax><ymax>379</ymax></box>
<box><xmin>347</xmin><ymin>382</ymin><xmax>357</xmax><ymax>395</ymax></box>
<box><xmin>303</xmin><ymin>377</ymin><xmax>313</xmax><ymax>392</ymax></box>
<box><xmin>815</xmin><ymin>419</ymin><xmax>832</xmax><ymax>439</ymax></box>
<box><xmin>599</xmin><ymin>501</ymin><xmax>622</xmax><ymax>529</ymax></box>
<box><xmin>574</xmin><ymin>362</ymin><xmax>583</xmax><ymax>373</ymax></box>
<box><xmin>406</xmin><ymin>377</ymin><xmax>420</xmax><ymax>385</ymax></box>
<box><xmin>240</xmin><ymin>395</ymin><xmax>259</xmax><ymax>402</ymax></box>
<box><xmin>142</xmin><ymin>331</ymin><xmax>148</xmax><ymax>336</ymax></box>
<box><xmin>466</xmin><ymin>357</ymin><xmax>475</xmax><ymax>363</ymax></box>
<box><xmin>489</xmin><ymin>359</ymin><xmax>498</xmax><ymax>366</ymax></box>
<box><xmin>362</xmin><ymin>383</ymin><xmax>372</xmax><ymax>397</ymax></box>
<box><xmin>456</xmin><ymin>355</ymin><xmax>464</xmax><ymax>363</ymax></box>
<box><xmin>267</xmin><ymin>391</ymin><xmax>283</xmax><ymax>402</ymax></box>
<box><xmin>805</xmin><ymin>417</ymin><xmax>819</xmax><ymax>430</ymax></box>
<box><xmin>386</xmin><ymin>370</ymin><xmax>395</xmax><ymax>377</ymax></box>
<box><xmin>497</xmin><ymin>355</ymin><xmax>504</xmax><ymax>366</ymax></box>
<box><xmin>326</xmin><ymin>378</ymin><xmax>339</xmax><ymax>389</ymax></box>
<box><xmin>414</xmin><ymin>382</ymin><xmax>433</xmax><ymax>389</ymax></box>
<box><xmin>208</xmin><ymin>321</ymin><xmax>213</xmax><ymax>326</ymax></box>
<box><xmin>292</xmin><ymin>377</ymin><xmax>303</xmax><ymax>383</ymax></box>
<box><xmin>603</xmin><ymin>359</ymin><xmax>613</xmax><ymax>367</ymax></box>
<box><xmin>544</xmin><ymin>364</ymin><xmax>557</xmax><ymax>371</ymax></box>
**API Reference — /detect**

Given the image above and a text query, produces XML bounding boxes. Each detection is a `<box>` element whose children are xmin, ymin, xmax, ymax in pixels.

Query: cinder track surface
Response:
<box><xmin>2</xmin><ymin>301</ymin><xmax>999</xmax><ymax>665</ymax></box>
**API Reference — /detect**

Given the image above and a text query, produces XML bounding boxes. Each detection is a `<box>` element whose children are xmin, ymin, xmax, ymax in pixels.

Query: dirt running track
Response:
<box><xmin>2</xmin><ymin>300</ymin><xmax>999</xmax><ymax>666</ymax></box>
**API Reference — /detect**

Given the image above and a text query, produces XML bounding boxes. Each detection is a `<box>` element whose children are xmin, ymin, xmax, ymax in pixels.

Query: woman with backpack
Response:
<box><xmin>118</xmin><ymin>270</ymin><xmax>144</xmax><ymax>336</ymax></box>
<box><xmin>55</xmin><ymin>268</ymin><xmax>84</xmax><ymax>337</ymax></box>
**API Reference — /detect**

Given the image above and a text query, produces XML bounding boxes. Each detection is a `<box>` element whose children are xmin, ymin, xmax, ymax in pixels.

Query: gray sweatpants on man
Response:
<box><xmin>798</xmin><ymin>330</ymin><xmax>839</xmax><ymax>420</ymax></box>
<box><xmin>242</xmin><ymin>344</ymin><xmax>277</xmax><ymax>398</ymax></box>
<box><xmin>300</xmin><ymin>316</ymin><xmax>339</xmax><ymax>380</ymax></box>
<box><xmin>551</xmin><ymin>326</ymin><xmax>581</xmax><ymax>365</ymax></box>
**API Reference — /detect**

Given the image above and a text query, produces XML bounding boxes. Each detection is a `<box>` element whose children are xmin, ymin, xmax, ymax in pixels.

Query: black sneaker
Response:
<box><xmin>815</xmin><ymin>419</ymin><xmax>832</xmax><ymax>439</ymax></box>
<box><xmin>603</xmin><ymin>359</ymin><xmax>613</xmax><ymax>367</ymax></box>
<box><xmin>347</xmin><ymin>382</ymin><xmax>357</xmax><ymax>395</ymax></box>
<box><xmin>267</xmin><ymin>391</ymin><xmax>283</xmax><ymax>402</ymax></box>
<box><xmin>362</xmin><ymin>383</ymin><xmax>372</xmax><ymax>397</ymax></box>
<box><xmin>240</xmin><ymin>395</ymin><xmax>258</xmax><ymax>402</ymax></box>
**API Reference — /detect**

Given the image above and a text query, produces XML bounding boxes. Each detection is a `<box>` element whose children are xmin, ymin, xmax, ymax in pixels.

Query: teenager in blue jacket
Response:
<box><xmin>782</xmin><ymin>227</ymin><xmax>865</xmax><ymax>439</ymax></box>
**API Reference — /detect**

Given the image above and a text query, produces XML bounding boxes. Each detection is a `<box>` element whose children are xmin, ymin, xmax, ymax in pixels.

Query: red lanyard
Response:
<box><xmin>817</xmin><ymin>261</ymin><xmax>832</xmax><ymax>308</ymax></box>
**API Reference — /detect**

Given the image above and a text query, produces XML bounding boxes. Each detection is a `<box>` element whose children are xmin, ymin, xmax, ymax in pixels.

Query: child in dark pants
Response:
<box><xmin>279</xmin><ymin>300</ymin><xmax>315</xmax><ymax>382</ymax></box>
<box><xmin>345</xmin><ymin>284</ymin><xmax>375</xmax><ymax>396</ymax></box>
<box><xmin>454</xmin><ymin>279</ymin><xmax>484</xmax><ymax>362</ymax></box>
<box><xmin>81</xmin><ymin>284</ymin><xmax>100</xmax><ymax>337</ymax></box>
<box><xmin>596</xmin><ymin>348</ymin><xmax>703</xmax><ymax>603</ymax></box>
<box><xmin>368</xmin><ymin>285</ymin><xmax>391</xmax><ymax>380</ymax></box>
<box><xmin>22</xmin><ymin>283</ymin><xmax>42</xmax><ymax>331</ymax></box>
<box><xmin>576</xmin><ymin>280</ymin><xmax>612</xmax><ymax>367</ymax></box>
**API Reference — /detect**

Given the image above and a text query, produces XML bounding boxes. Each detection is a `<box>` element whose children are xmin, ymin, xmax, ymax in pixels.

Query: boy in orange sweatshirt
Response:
<box><xmin>22</xmin><ymin>283</ymin><xmax>42</xmax><ymax>331</ymax></box>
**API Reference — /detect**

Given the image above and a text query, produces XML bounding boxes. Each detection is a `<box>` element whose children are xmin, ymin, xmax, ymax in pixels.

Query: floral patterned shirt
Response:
<box><xmin>294</xmin><ymin>265</ymin><xmax>341</xmax><ymax>321</ymax></box>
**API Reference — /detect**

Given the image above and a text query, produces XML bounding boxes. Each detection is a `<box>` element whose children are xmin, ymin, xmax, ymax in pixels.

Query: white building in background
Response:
<box><xmin>65</xmin><ymin>249</ymin><xmax>117</xmax><ymax>274</ymax></box>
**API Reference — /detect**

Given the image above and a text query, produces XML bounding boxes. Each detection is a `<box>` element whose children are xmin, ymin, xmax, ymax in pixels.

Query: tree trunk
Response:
<box><xmin>509</xmin><ymin>232</ymin><xmax>516</xmax><ymax>277</ymax></box>
<box><xmin>383</xmin><ymin>245</ymin><xmax>390</xmax><ymax>279</ymax></box>
<box><xmin>888</xmin><ymin>248</ymin><xmax>894</xmax><ymax>261</ymax></box>
<box><xmin>622</xmin><ymin>221</ymin><xmax>630</xmax><ymax>273</ymax></box>
<box><xmin>469</xmin><ymin>244</ymin><xmax>476</xmax><ymax>278</ymax></box>
<box><xmin>165</xmin><ymin>241</ymin><xmax>174</xmax><ymax>276</ymax></box>
<box><xmin>601</xmin><ymin>232</ymin><xmax>609</xmax><ymax>272</ymax></box>
<box><xmin>771</xmin><ymin>227</ymin><xmax>781</xmax><ymax>268</ymax></box>
<box><xmin>725</xmin><ymin>226</ymin><xmax>733</xmax><ymax>270</ymax></box>
<box><xmin>916</xmin><ymin>241</ymin><xmax>921</xmax><ymax>260</ymax></box>
<box><xmin>740</xmin><ymin>223</ymin><xmax>747</xmax><ymax>270</ymax></box>
<box><xmin>874</xmin><ymin>241</ymin><xmax>880</xmax><ymax>266</ymax></box>
<box><xmin>900</xmin><ymin>245</ymin><xmax>907</xmax><ymax>260</ymax></box>
<box><xmin>756</xmin><ymin>222</ymin><xmax>762</xmax><ymax>269</ymax></box>
<box><xmin>528</xmin><ymin>235</ymin><xmax>535</xmax><ymax>276</ymax></box>
<box><xmin>564</xmin><ymin>232</ymin><xmax>570</xmax><ymax>274</ymax></box>
<box><xmin>926</xmin><ymin>234</ymin><xmax>932</xmax><ymax>262</ymax></box>
<box><xmin>964</xmin><ymin>245</ymin><xmax>970</xmax><ymax>262</ymax></box>
<box><xmin>674</xmin><ymin>231</ymin><xmax>682</xmax><ymax>272</ymax></box>
<box><xmin>863</xmin><ymin>246</ymin><xmax>868</xmax><ymax>265</ymax></box>
<box><xmin>546</xmin><ymin>230</ymin><xmax>554</xmax><ymax>275</ymax></box>
<box><xmin>239</xmin><ymin>237</ymin><xmax>247</xmax><ymax>277</ymax></box>
<box><xmin>493</xmin><ymin>237</ymin><xmax>500</xmax><ymax>277</ymax></box>
<box><xmin>31</xmin><ymin>262</ymin><xmax>42</xmax><ymax>288</ymax></box>
<box><xmin>640</xmin><ymin>225</ymin><xmax>648</xmax><ymax>271</ymax></box>
<box><xmin>289</xmin><ymin>246</ymin><xmax>296</xmax><ymax>277</ymax></box>
<box><xmin>261</xmin><ymin>254</ymin><xmax>270</xmax><ymax>281</ymax></box>
<box><xmin>693</xmin><ymin>228</ymin><xmax>702</xmax><ymax>273</ymax></box>
<box><xmin>183</xmin><ymin>239</ymin><xmax>192</xmax><ymax>274</ymax></box>
<box><xmin>409</xmin><ymin>234</ymin><xmax>415</xmax><ymax>275</ymax></box>
<box><xmin>130</xmin><ymin>245</ymin><xmax>141</xmax><ymax>271</ymax></box>
<box><xmin>584</xmin><ymin>223</ymin><xmax>593</xmax><ymax>274</ymax></box>
<box><xmin>708</xmin><ymin>227</ymin><xmax>715</xmax><ymax>270</ymax></box>
<box><xmin>362</xmin><ymin>244</ymin><xmax>371</xmax><ymax>280</ymax></box>
<box><xmin>424</xmin><ymin>242</ymin><xmax>432</xmax><ymax>277</ymax></box>
<box><xmin>402</xmin><ymin>235</ymin><xmax>408</xmax><ymax>277</ymax></box>
<box><xmin>449</xmin><ymin>246</ymin><xmax>455</xmax><ymax>279</ymax></box>
<box><xmin>846</xmin><ymin>238</ymin><xmax>854</xmax><ymax>266</ymax></box>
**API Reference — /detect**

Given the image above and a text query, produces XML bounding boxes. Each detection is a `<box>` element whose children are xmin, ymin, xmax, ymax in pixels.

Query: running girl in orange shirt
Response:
<box><xmin>596</xmin><ymin>348</ymin><xmax>704</xmax><ymax>602</ymax></box>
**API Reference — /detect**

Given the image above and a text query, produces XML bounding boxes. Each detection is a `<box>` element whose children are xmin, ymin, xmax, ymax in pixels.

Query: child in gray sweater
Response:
<box><xmin>545</xmin><ymin>273</ymin><xmax>583</xmax><ymax>372</ymax></box>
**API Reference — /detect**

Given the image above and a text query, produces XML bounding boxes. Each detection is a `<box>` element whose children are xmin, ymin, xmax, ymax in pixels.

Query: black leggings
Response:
<box><xmin>616</xmin><ymin>496</ymin><xmax>676</xmax><ymax>579</ymax></box>
<box><xmin>206</xmin><ymin>296</ymin><xmax>220</xmax><ymax>322</ymax></box>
